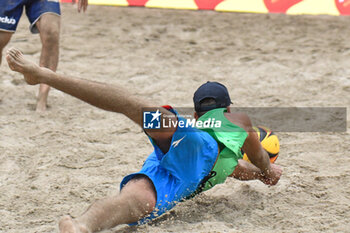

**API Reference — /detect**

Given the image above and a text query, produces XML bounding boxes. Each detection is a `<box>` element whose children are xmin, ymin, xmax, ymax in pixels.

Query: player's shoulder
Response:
<box><xmin>224</xmin><ymin>112</ymin><xmax>252</xmax><ymax>131</ymax></box>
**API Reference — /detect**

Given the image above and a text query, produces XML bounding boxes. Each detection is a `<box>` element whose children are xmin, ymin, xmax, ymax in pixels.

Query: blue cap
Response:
<box><xmin>193</xmin><ymin>81</ymin><xmax>232</xmax><ymax>112</ymax></box>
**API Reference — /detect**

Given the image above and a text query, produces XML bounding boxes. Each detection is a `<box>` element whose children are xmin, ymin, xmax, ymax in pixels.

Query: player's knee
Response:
<box><xmin>131</xmin><ymin>191</ymin><xmax>156</xmax><ymax>215</ymax></box>
<box><xmin>122</xmin><ymin>178</ymin><xmax>156</xmax><ymax>215</ymax></box>
<box><xmin>143</xmin><ymin>188</ymin><xmax>156</xmax><ymax>213</ymax></box>
<box><xmin>41</xmin><ymin>27</ymin><xmax>60</xmax><ymax>47</ymax></box>
<box><xmin>132</xmin><ymin>188</ymin><xmax>155</xmax><ymax>214</ymax></box>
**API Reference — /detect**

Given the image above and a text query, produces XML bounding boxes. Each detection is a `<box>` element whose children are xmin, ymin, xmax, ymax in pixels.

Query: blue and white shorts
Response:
<box><xmin>0</xmin><ymin>0</ymin><xmax>61</xmax><ymax>33</ymax></box>
<box><xmin>120</xmin><ymin>116</ymin><xmax>219</xmax><ymax>225</ymax></box>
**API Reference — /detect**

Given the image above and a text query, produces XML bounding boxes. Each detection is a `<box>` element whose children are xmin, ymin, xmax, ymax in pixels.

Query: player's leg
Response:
<box><xmin>25</xmin><ymin>0</ymin><xmax>61</xmax><ymax>111</ymax></box>
<box><xmin>6</xmin><ymin>48</ymin><xmax>177</xmax><ymax>148</ymax></box>
<box><xmin>35</xmin><ymin>13</ymin><xmax>60</xmax><ymax>111</ymax></box>
<box><xmin>0</xmin><ymin>31</ymin><xmax>13</xmax><ymax>65</ymax></box>
<box><xmin>0</xmin><ymin>0</ymin><xmax>24</xmax><ymax>65</ymax></box>
<box><xmin>59</xmin><ymin>176</ymin><xmax>156</xmax><ymax>233</ymax></box>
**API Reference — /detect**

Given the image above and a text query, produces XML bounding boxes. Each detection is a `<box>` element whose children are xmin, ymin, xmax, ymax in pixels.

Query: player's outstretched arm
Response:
<box><xmin>6</xmin><ymin>48</ymin><xmax>176</xmax><ymax>147</ymax></box>
<box><xmin>241</xmin><ymin>122</ymin><xmax>282</xmax><ymax>185</ymax></box>
<box><xmin>225</xmin><ymin>112</ymin><xmax>282</xmax><ymax>185</ymax></box>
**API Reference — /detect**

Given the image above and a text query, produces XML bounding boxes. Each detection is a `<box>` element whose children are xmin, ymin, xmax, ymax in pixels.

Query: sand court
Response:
<box><xmin>0</xmin><ymin>4</ymin><xmax>350</xmax><ymax>232</ymax></box>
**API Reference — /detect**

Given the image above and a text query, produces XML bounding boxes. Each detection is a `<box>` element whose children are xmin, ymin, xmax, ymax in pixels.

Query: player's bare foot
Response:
<box><xmin>6</xmin><ymin>47</ymin><xmax>51</xmax><ymax>85</ymax></box>
<box><xmin>36</xmin><ymin>98</ymin><xmax>47</xmax><ymax>112</ymax></box>
<box><xmin>59</xmin><ymin>215</ymin><xmax>91</xmax><ymax>233</ymax></box>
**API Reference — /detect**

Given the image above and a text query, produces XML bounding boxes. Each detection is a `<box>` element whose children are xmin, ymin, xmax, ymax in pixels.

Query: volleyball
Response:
<box><xmin>242</xmin><ymin>126</ymin><xmax>280</xmax><ymax>163</ymax></box>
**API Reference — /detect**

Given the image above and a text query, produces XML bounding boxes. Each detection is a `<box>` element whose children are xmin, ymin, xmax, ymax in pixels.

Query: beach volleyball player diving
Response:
<box><xmin>6</xmin><ymin>48</ymin><xmax>282</xmax><ymax>233</ymax></box>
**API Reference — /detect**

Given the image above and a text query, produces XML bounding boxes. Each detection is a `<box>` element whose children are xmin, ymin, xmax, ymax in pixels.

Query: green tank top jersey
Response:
<box><xmin>196</xmin><ymin>108</ymin><xmax>248</xmax><ymax>192</ymax></box>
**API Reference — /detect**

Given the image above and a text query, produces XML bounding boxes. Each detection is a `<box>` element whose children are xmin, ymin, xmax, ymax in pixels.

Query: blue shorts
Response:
<box><xmin>0</xmin><ymin>0</ymin><xmax>60</xmax><ymax>33</ymax></box>
<box><xmin>120</xmin><ymin>117</ymin><xmax>219</xmax><ymax>225</ymax></box>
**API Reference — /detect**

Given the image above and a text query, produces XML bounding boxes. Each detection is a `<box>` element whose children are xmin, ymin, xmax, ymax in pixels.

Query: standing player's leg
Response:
<box><xmin>34</xmin><ymin>13</ymin><xmax>60</xmax><ymax>111</ymax></box>
<box><xmin>0</xmin><ymin>0</ymin><xmax>23</xmax><ymax>66</ymax></box>
<box><xmin>25</xmin><ymin>0</ymin><xmax>61</xmax><ymax>111</ymax></box>
<box><xmin>0</xmin><ymin>32</ymin><xmax>13</xmax><ymax>65</ymax></box>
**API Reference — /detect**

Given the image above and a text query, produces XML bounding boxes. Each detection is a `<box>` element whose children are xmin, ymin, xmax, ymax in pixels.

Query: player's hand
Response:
<box><xmin>73</xmin><ymin>0</ymin><xmax>88</xmax><ymax>13</ymax></box>
<box><xmin>260</xmin><ymin>164</ymin><xmax>282</xmax><ymax>186</ymax></box>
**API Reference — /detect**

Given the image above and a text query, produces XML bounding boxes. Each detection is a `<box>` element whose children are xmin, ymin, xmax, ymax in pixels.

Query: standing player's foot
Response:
<box><xmin>59</xmin><ymin>215</ymin><xmax>91</xmax><ymax>233</ymax></box>
<box><xmin>36</xmin><ymin>84</ymin><xmax>50</xmax><ymax>112</ymax></box>
<box><xmin>36</xmin><ymin>98</ymin><xmax>47</xmax><ymax>112</ymax></box>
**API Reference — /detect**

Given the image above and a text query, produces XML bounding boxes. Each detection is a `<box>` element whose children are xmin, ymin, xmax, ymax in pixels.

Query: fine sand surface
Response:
<box><xmin>1</xmin><ymin>4</ymin><xmax>350</xmax><ymax>233</ymax></box>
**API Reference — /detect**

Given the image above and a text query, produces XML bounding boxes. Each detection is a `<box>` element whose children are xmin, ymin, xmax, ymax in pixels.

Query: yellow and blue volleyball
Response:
<box><xmin>242</xmin><ymin>126</ymin><xmax>280</xmax><ymax>163</ymax></box>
